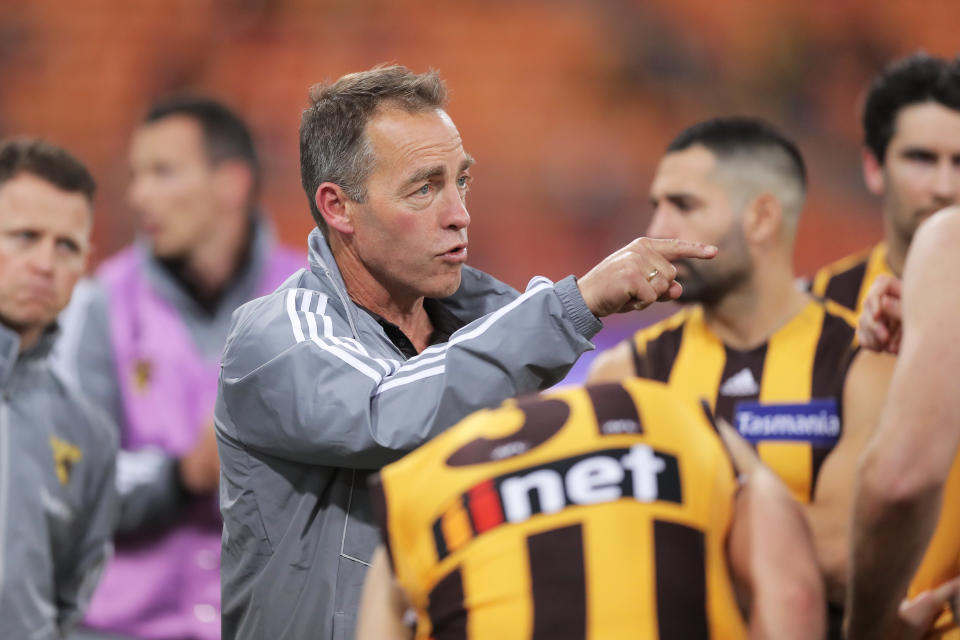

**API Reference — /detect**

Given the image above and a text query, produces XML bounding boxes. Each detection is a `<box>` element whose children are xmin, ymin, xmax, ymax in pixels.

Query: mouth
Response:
<box><xmin>439</xmin><ymin>243</ymin><xmax>468</xmax><ymax>264</ymax></box>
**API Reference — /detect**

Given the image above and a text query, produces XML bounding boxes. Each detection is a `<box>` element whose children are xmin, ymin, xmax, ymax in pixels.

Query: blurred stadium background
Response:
<box><xmin>1</xmin><ymin>0</ymin><xmax>956</xmax><ymax>377</ymax></box>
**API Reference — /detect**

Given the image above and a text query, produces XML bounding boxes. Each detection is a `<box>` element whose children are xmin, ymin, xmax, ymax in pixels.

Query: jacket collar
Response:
<box><xmin>0</xmin><ymin>322</ymin><xmax>57</xmax><ymax>390</ymax></box>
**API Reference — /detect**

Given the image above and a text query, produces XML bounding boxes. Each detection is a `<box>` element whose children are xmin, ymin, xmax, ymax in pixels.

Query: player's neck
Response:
<box><xmin>177</xmin><ymin>212</ymin><xmax>253</xmax><ymax>298</ymax></box>
<box><xmin>703</xmin><ymin>262</ymin><xmax>807</xmax><ymax>351</ymax></box>
<box><xmin>331</xmin><ymin>236</ymin><xmax>434</xmax><ymax>352</ymax></box>
<box><xmin>882</xmin><ymin>216</ymin><xmax>907</xmax><ymax>277</ymax></box>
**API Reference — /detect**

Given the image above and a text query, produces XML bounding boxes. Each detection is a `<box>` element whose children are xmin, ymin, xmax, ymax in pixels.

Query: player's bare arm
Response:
<box><xmin>585</xmin><ymin>341</ymin><xmax>635</xmax><ymax>383</ymax></box>
<box><xmin>805</xmin><ymin>348</ymin><xmax>896</xmax><ymax>604</ymax></box>
<box><xmin>729</xmin><ymin>463</ymin><xmax>826</xmax><ymax>639</ymax></box>
<box><xmin>847</xmin><ymin>207</ymin><xmax>960</xmax><ymax>639</ymax></box>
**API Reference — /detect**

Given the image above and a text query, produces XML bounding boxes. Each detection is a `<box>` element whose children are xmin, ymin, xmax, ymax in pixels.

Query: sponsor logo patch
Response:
<box><xmin>734</xmin><ymin>399</ymin><xmax>840</xmax><ymax>446</ymax></box>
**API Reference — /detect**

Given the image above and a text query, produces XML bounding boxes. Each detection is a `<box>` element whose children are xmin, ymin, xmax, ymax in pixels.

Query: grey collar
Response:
<box><xmin>0</xmin><ymin>322</ymin><xmax>57</xmax><ymax>390</ymax></box>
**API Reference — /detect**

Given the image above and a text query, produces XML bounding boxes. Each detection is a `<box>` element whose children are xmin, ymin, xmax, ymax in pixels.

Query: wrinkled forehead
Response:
<box><xmin>365</xmin><ymin>107</ymin><xmax>467</xmax><ymax>171</ymax></box>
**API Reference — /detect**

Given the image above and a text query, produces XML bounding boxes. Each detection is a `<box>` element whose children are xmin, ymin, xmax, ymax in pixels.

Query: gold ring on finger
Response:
<box><xmin>646</xmin><ymin>268</ymin><xmax>659</xmax><ymax>282</ymax></box>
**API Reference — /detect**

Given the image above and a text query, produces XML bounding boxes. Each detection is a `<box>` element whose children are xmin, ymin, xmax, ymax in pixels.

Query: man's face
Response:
<box><xmin>127</xmin><ymin>116</ymin><xmax>221</xmax><ymax>259</ymax></box>
<box><xmin>869</xmin><ymin>101</ymin><xmax>960</xmax><ymax>247</ymax></box>
<box><xmin>0</xmin><ymin>173</ymin><xmax>91</xmax><ymax>336</ymax></box>
<box><xmin>647</xmin><ymin>145</ymin><xmax>752</xmax><ymax>305</ymax></box>
<box><xmin>346</xmin><ymin>107</ymin><xmax>472</xmax><ymax>300</ymax></box>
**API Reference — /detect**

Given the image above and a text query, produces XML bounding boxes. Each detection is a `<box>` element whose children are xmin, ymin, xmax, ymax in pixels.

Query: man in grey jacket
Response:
<box><xmin>215</xmin><ymin>65</ymin><xmax>717</xmax><ymax>640</ymax></box>
<box><xmin>0</xmin><ymin>138</ymin><xmax>117</xmax><ymax>639</ymax></box>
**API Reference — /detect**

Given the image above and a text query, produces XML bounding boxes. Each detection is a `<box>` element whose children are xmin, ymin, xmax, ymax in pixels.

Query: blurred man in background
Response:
<box><xmin>0</xmin><ymin>138</ymin><xmax>117</xmax><ymax>639</ymax></box>
<box><xmin>214</xmin><ymin>65</ymin><xmax>717</xmax><ymax>640</ymax></box>
<box><xmin>357</xmin><ymin>380</ymin><xmax>825</xmax><ymax>640</ymax></box>
<box><xmin>811</xmin><ymin>52</ymin><xmax>960</xmax><ymax>315</ymax></box>
<box><xmin>60</xmin><ymin>97</ymin><xmax>302</xmax><ymax>640</ymax></box>
<box><xmin>588</xmin><ymin>117</ymin><xmax>892</xmax><ymax>637</ymax></box>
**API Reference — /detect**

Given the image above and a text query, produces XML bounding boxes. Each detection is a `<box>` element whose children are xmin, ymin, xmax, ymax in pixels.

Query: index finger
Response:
<box><xmin>640</xmin><ymin>237</ymin><xmax>718</xmax><ymax>261</ymax></box>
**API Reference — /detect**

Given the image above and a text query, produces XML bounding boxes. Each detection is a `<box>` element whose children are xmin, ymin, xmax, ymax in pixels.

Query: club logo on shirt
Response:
<box><xmin>132</xmin><ymin>358</ymin><xmax>152</xmax><ymax>392</ymax></box>
<box><xmin>431</xmin><ymin>444</ymin><xmax>682</xmax><ymax>561</ymax></box>
<box><xmin>733</xmin><ymin>399</ymin><xmax>840</xmax><ymax>446</ymax></box>
<box><xmin>719</xmin><ymin>367</ymin><xmax>760</xmax><ymax>397</ymax></box>
<box><xmin>49</xmin><ymin>436</ymin><xmax>82</xmax><ymax>485</ymax></box>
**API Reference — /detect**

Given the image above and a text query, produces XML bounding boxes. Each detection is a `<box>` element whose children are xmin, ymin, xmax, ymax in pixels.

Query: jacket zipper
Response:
<box><xmin>0</xmin><ymin>399</ymin><xmax>10</xmax><ymax>596</ymax></box>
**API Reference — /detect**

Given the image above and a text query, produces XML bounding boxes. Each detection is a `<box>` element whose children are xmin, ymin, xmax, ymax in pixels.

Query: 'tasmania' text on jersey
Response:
<box><xmin>627</xmin><ymin>299</ymin><xmax>856</xmax><ymax>503</ymax></box>
<box><xmin>370</xmin><ymin>380</ymin><xmax>746</xmax><ymax>640</ymax></box>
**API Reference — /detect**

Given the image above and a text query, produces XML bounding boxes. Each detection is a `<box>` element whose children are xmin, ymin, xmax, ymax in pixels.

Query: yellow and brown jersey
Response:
<box><xmin>810</xmin><ymin>242</ymin><xmax>893</xmax><ymax>317</ymax></box>
<box><xmin>371</xmin><ymin>380</ymin><xmax>746</xmax><ymax>640</ymax></box>
<box><xmin>629</xmin><ymin>299</ymin><xmax>857</xmax><ymax>503</ymax></box>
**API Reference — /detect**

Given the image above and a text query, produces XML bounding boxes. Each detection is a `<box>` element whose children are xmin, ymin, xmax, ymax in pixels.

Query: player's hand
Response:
<box><xmin>885</xmin><ymin>577</ymin><xmax>960</xmax><ymax>640</ymax></box>
<box><xmin>858</xmin><ymin>274</ymin><xmax>903</xmax><ymax>354</ymax></box>
<box><xmin>577</xmin><ymin>237</ymin><xmax>717</xmax><ymax>317</ymax></box>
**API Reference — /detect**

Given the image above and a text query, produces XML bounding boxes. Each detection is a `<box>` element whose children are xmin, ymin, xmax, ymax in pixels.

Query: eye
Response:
<box><xmin>11</xmin><ymin>229</ymin><xmax>39</xmax><ymax>242</ymax></box>
<box><xmin>56</xmin><ymin>238</ymin><xmax>81</xmax><ymax>255</ymax></box>
<box><xmin>457</xmin><ymin>174</ymin><xmax>471</xmax><ymax>189</ymax></box>
<box><xmin>418</xmin><ymin>184</ymin><xmax>432</xmax><ymax>195</ymax></box>
<box><xmin>903</xmin><ymin>149</ymin><xmax>937</xmax><ymax>165</ymax></box>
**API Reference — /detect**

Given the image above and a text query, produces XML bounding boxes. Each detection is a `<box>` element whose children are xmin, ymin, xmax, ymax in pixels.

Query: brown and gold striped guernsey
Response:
<box><xmin>630</xmin><ymin>299</ymin><xmax>857</xmax><ymax>503</ymax></box>
<box><xmin>810</xmin><ymin>242</ymin><xmax>893</xmax><ymax>317</ymax></box>
<box><xmin>370</xmin><ymin>380</ymin><xmax>747</xmax><ymax>640</ymax></box>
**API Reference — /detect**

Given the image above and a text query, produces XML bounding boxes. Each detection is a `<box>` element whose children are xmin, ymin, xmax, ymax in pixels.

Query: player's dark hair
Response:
<box><xmin>0</xmin><ymin>138</ymin><xmax>96</xmax><ymax>204</ymax></box>
<box><xmin>145</xmin><ymin>95</ymin><xmax>260</xmax><ymax>205</ymax></box>
<box><xmin>863</xmin><ymin>52</ymin><xmax>960</xmax><ymax>164</ymax></box>
<box><xmin>667</xmin><ymin>116</ymin><xmax>807</xmax><ymax>192</ymax></box>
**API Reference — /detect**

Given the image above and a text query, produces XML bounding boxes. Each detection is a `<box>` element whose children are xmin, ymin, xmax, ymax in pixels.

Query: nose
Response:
<box><xmin>27</xmin><ymin>239</ymin><xmax>56</xmax><ymax>276</ymax></box>
<box><xmin>444</xmin><ymin>189</ymin><xmax>471</xmax><ymax>231</ymax></box>
<box><xmin>932</xmin><ymin>160</ymin><xmax>959</xmax><ymax>204</ymax></box>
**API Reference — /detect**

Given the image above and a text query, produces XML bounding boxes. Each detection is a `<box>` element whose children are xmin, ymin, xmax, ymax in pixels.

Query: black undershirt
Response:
<box><xmin>360</xmin><ymin>298</ymin><xmax>463</xmax><ymax>359</ymax></box>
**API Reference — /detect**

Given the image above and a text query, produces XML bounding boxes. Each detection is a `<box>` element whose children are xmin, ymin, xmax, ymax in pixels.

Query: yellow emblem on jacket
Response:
<box><xmin>133</xmin><ymin>358</ymin><xmax>152</xmax><ymax>392</ymax></box>
<box><xmin>49</xmin><ymin>436</ymin><xmax>82</xmax><ymax>485</ymax></box>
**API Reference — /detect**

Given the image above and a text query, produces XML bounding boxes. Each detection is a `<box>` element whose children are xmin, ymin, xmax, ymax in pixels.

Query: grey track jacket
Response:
<box><xmin>0</xmin><ymin>324</ymin><xmax>118</xmax><ymax>639</ymax></box>
<box><xmin>215</xmin><ymin>229</ymin><xmax>602</xmax><ymax>640</ymax></box>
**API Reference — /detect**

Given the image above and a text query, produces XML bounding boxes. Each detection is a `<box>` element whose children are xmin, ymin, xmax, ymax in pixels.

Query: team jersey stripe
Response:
<box><xmin>585</xmin><ymin>383</ymin><xmax>644</xmax><ymax>436</ymax></box>
<box><xmin>427</xmin><ymin>567</ymin><xmax>468</xmax><ymax>640</ymax></box>
<box><xmin>633</xmin><ymin>322</ymin><xmax>685</xmax><ymax>382</ymax></box>
<box><xmin>653</xmin><ymin>520</ymin><xmax>709</xmax><ymax>640</ymax></box>
<box><xmin>756</xmin><ymin>302</ymin><xmax>822</xmax><ymax>503</ymax></box>
<box><xmin>668</xmin><ymin>310</ymin><xmax>726</xmax><ymax>414</ymax></box>
<box><xmin>822</xmin><ymin>260</ymin><xmax>867</xmax><ymax>312</ymax></box>
<box><xmin>809</xmin><ymin>310</ymin><xmax>857</xmax><ymax>496</ymax></box>
<box><xmin>528</xmin><ymin>524</ymin><xmax>587</xmax><ymax>640</ymax></box>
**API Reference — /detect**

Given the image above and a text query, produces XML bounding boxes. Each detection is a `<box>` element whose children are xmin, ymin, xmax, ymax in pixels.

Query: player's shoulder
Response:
<box><xmin>632</xmin><ymin>306</ymin><xmax>696</xmax><ymax>345</ymax></box>
<box><xmin>911</xmin><ymin>207</ymin><xmax>960</xmax><ymax>265</ymax></box>
<box><xmin>812</xmin><ymin>245</ymin><xmax>875</xmax><ymax>283</ymax></box>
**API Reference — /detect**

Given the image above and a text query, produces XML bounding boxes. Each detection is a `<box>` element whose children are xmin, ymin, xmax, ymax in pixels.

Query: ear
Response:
<box><xmin>862</xmin><ymin>148</ymin><xmax>885</xmax><ymax>196</ymax></box>
<box><xmin>315</xmin><ymin>183</ymin><xmax>355</xmax><ymax>235</ymax></box>
<box><xmin>743</xmin><ymin>193</ymin><xmax>783</xmax><ymax>244</ymax></box>
<box><xmin>213</xmin><ymin>161</ymin><xmax>254</xmax><ymax>211</ymax></box>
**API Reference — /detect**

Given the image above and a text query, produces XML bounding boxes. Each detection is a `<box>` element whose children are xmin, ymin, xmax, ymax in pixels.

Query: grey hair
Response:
<box><xmin>298</xmin><ymin>64</ymin><xmax>448</xmax><ymax>234</ymax></box>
